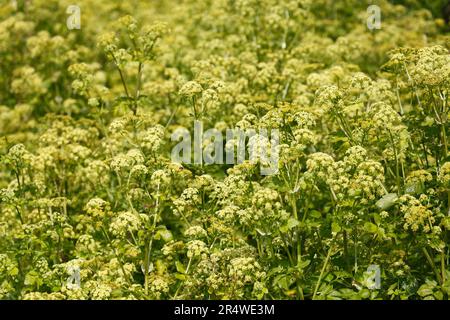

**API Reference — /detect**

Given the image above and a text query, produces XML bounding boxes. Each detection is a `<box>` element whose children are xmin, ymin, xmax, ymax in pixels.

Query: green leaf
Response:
<box><xmin>433</xmin><ymin>290</ymin><xmax>444</xmax><ymax>300</ymax></box>
<box><xmin>373</xmin><ymin>213</ymin><xmax>381</xmax><ymax>225</ymax></box>
<box><xmin>297</xmin><ymin>260</ymin><xmax>310</xmax><ymax>270</ymax></box>
<box><xmin>309</xmin><ymin>210</ymin><xmax>322</xmax><ymax>219</ymax></box>
<box><xmin>331</xmin><ymin>221</ymin><xmax>341</xmax><ymax>234</ymax></box>
<box><xmin>441</xmin><ymin>280</ymin><xmax>450</xmax><ymax>295</ymax></box>
<box><xmin>421</xmin><ymin>116</ymin><xmax>434</xmax><ymax>127</ymax></box>
<box><xmin>111</xmin><ymin>289</ymin><xmax>124</xmax><ymax>298</ymax></box>
<box><xmin>175</xmin><ymin>261</ymin><xmax>186</xmax><ymax>274</ymax></box>
<box><xmin>175</xmin><ymin>273</ymin><xmax>186</xmax><ymax>280</ymax></box>
<box><xmin>417</xmin><ymin>280</ymin><xmax>437</xmax><ymax>297</ymax></box>
<box><xmin>364</xmin><ymin>222</ymin><xmax>378</xmax><ymax>234</ymax></box>
<box><xmin>155</xmin><ymin>259</ymin><xmax>167</xmax><ymax>275</ymax></box>
<box><xmin>155</xmin><ymin>229</ymin><xmax>173</xmax><ymax>242</ymax></box>
<box><xmin>287</xmin><ymin>218</ymin><xmax>299</xmax><ymax>230</ymax></box>
<box><xmin>8</xmin><ymin>267</ymin><xmax>19</xmax><ymax>277</ymax></box>
<box><xmin>359</xmin><ymin>289</ymin><xmax>371</xmax><ymax>299</ymax></box>
<box><xmin>24</xmin><ymin>271</ymin><xmax>39</xmax><ymax>286</ymax></box>
<box><xmin>280</xmin><ymin>218</ymin><xmax>299</xmax><ymax>233</ymax></box>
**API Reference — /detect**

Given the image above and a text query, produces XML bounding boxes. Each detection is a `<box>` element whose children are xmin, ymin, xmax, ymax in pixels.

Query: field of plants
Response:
<box><xmin>0</xmin><ymin>0</ymin><xmax>449</xmax><ymax>300</ymax></box>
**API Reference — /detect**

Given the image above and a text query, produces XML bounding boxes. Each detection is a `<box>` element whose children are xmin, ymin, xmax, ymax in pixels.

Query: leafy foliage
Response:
<box><xmin>0</xmin><ymin>0</ymin><xmax>449</xmax><ymax>300</ymax></box>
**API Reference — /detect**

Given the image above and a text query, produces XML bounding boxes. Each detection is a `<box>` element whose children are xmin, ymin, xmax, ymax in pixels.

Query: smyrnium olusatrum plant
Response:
<box><xmin>0</xmin><ymin>0</ymin><xmax>450</xmax><ymax>300</ymax></box>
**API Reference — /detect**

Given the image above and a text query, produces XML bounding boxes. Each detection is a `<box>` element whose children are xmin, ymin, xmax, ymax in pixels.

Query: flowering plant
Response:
<box><xmin>0</xmin><ymin>0</ymin><xmax>450</xmax><ymax>300</ymax></box>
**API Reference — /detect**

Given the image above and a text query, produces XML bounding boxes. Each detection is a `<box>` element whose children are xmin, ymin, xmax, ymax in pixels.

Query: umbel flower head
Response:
<box><xmin>179</xmin><ymin>81</ymin><xmax>203</xmax><ymax>98</ymax></box>
<box><xmin>438</xmin><ymin>162</ymin><xmax>450</xmax><ymax>188</ymax></box>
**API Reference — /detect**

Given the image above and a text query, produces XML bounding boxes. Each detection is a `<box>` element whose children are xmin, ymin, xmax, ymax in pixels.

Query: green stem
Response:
<box><xmin>133</xmin><ymin>62</ymin><xmax>143</xmax><ymax>116</ymax></box>
<box><xmin>312</xmin><ymin>243</ymin><xmax>333</xmax><ymax>300</ymax></box>
<box><xmin>291</xmin><ymin>195</ymin><xmax>298</xmax><ymax>220</ymax></box>
<box><xmin>388</xmin><ymin>130</ymin><xmax>402</xmax><ymax>193</ymax></box>
<box><xmin>191</xmin><ymin>96</ymin><xmax>198</xmax><ymax>119</ymax></box>
<box><xmin>442</xmin><ymin>124</ymin><xmax>448</xmax><ymax>160</ymax></box>
<box><xmin>113</xmin><ymin>59</ymin><xmax>130</xmax><ymax>99</ymax></box>
<box><xmin>447</xmin><ymin>191</ymin><xmax>450</xmax><ymax>216</ymax></box>
<box><xmin>296</xmin><ymin>280</ymin><xmax>305</xmax><ymax>300</ymax></box>
<box><xmin>343</xmin><ymin>230</ymin><xmax>350</xmax><ymax>271</ymax></box>
<box><xmin>144</xmin><ymin>184</ymin><xmax>160</xmax><ymax>295</ymax></box>
<box><xmin>422</xmin><ymin>247</ymin><xmax>443</xmax><ymax>285</ymax></box>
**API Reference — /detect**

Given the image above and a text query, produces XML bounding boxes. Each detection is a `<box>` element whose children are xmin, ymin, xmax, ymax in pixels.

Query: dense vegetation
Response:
<box><xmin>0</xmin><ymin>0</ymin><xmax>449</xmax><ymax>300</ymax></box>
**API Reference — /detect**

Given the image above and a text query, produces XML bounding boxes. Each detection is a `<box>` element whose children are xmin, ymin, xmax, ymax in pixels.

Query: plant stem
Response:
<box><xmin>133</xmin><ymin>62</ymin><xmax>143</xmax><ymax>116</ymax></box>
<box><xmin>447</xmin><ymin>191</ymin><xmax>450</xmax><ymax>216</ymax></box>
<box><xmin>442</xmin><ymin>124</ymin><xmax>448</xmax><ymax>160</ymax></box>
<box><xmin>291</xmin><ymin>195</ymin><xmax>298</xmax><ymax>220</ymax></box>
<box><xmin>388</xmin><ymin>130</ymin><xmax>402</xmax><ymax>193</ymax></box>
<box><xmin>312</xmin><ymin>243</ymin><xmax>333</xmax><ymax>300</ymax></box>
<box><xmin>343</xmin><ymin>230</ymin><xmax>350</xmax><ymax>271</ymax></box>
<box><xmin>113</xmin><ymin>60</ymin><xmax>130</xmax><ymax>98</ymax></box>
<box><xmin>144</xmin><ymin>184</ymin><xmax>160</xmax><ymax>295</ymax></box>
<box><xmin>441</xmin><ymin>251</ymin><xmax>446</xmax><ymax>285</ymax></box>
<box><xmin>422</xmin><ymin>247</ymin><xmax>443</xmax><ymax>285</ymax></box>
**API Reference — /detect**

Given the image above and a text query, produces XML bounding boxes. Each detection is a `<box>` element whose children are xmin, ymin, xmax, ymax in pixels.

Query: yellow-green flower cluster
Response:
<box><xmin>1</xmin><ymin>0</ymin><xmax>450</xmax><ymax>301</ymax></box>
